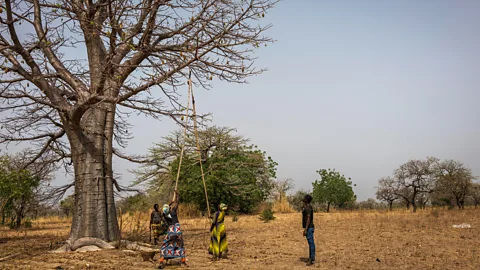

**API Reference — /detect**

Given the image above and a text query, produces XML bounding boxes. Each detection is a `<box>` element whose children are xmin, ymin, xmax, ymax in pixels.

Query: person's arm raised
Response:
<box><xmin>171</xmin><ymin>190</ymin><xmax>179</xmax><ymax>211</ymax></box>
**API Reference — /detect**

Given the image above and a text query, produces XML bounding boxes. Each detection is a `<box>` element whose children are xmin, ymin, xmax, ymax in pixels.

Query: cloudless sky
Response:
<box><xmin>4</xmin><ymin>0</ymin><xmax>480</xmax><ymax>200</ymax></box>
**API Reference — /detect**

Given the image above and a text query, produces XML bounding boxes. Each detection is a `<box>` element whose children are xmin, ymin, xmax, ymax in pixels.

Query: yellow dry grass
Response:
<box><xmin>1</xmin><ymin>208</ymin><xmax>479</xmax><ymax>269</ymax></box>
<box><xmin>272</xmin><ymin>199</ymin><xmax>295</xmax><ymax>214</ymax></box>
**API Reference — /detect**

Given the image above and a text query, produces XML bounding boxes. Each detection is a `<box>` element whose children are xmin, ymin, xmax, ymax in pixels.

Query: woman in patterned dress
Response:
<box><xmin>208</xmin><ymin>203</ymin><xmax>228</xmax><ymax>260</ymax></box>
<box><xmin>159</xmin><ymin>191</ymin><xmax>186</xmax><ymax>268</ymax></box>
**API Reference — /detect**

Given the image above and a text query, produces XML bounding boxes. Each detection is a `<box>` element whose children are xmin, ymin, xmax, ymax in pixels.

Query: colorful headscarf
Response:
<box><xmin>162</xmin><ymin>204</ymin><xmax>170</xmax><ymax>214</ymax></box>
<box><xmin>220</xmin><ymin>203</ymin><xmax>227</xmax><ymax>211</ymax></box>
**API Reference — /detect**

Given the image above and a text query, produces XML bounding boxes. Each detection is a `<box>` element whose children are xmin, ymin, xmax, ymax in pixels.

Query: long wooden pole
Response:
<box><xmin>190</xmin><ymin>83</ymin><xmax>211</xmax><ymax>219</ymax></box>
<box><xmin>172</xmin><ymin>75</ymin><xmax>192</xmax><ymax>202</ymax></box>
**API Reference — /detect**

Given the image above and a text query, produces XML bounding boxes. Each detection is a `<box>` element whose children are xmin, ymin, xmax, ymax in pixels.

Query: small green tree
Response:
<box><xmin>60</xmin><ymin>195</ymin><xmax>75</xmax><ymax>217</ymax></box>
<box><xmin>312</xmin><ymin>169</ymin><xmax>355</xmax><ymax>212</ymax></box>
<box><xmin>0</xmin><ymin>155</ymin><xmax>41</xmax><ymax>228</ymax></box>
<box><xmin>171</xmin><ymin>143</ymin><xmax>277</xmax><ymax>213</ymax></box>
<box><xmin>137</xmin><ymin>126</ymin><xmax>277</xmax><ymax>214</ymax></box>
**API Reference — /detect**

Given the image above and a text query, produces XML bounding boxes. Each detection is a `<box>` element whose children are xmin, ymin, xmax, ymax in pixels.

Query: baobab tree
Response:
<box><xmin>394</xmin><ymin>157</ymin><xmax>439</xmax><ymax>213</ymax></box>
<box><xmin>0</xmin><ymin>0</ymin><xmax>276</xmax><ymax>249</ymax></box>
<box><xmin>434</xmin><ymin>159</ymin><xmax>474</xmax><ymax>209</ymax></box>
<box><xmin>273</xmin><ymin>178</ymin><xmax>294</xmax><ymax>202</ymax></box>
<box><xmin>375</xmin><ymin>176</ymin><xmax>398</xmax><ymax>211</ymax></box>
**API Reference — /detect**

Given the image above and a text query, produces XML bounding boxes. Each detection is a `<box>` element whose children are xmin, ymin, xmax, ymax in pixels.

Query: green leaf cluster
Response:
<box><xmin>0</xmin><ymin>155</ymin><xmax>40</xmax><ymax>226</ymax></box>
<box><xmin>312</xmin><ymin>168</ymin><xmax>356</xmax><ymax>211</ymax></box>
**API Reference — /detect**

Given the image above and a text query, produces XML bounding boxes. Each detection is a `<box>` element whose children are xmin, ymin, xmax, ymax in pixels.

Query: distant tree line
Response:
<box><xmin>39</xmin><ymin>153</ymin><xmax>480</xmax><ymax>222</ymax></box>
<box><xmin>286</xmin><ymin>158</ymin><xmax>479</xmax><ymax>213</ymax></box>
<box><xmin>376</xmin><ymin>157</ymin><xmax>479</xmax><ymax>212</ymax></box>
<box><xmin>57</xmin><ymin>149</ymin><xmax>480</xmax><ymax>217</ymax></box>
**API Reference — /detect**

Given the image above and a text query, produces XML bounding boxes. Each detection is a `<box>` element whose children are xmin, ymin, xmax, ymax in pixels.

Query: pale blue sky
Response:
<box><xmin>117</xmin><ymin>0</ymin><xmax>480</xmax><ymax>200</ymax></box>
<box><xmin>4</xmin><ymin>0</ymin><xmax>480</xmax><ymax>200</ymax></box>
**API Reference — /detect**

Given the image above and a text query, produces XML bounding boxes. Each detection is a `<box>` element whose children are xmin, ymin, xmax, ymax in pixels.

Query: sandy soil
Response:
<box><xmin>1</xmin><ymin>208</ymin><xmax>479</xmax><ymax>269</ymax></box>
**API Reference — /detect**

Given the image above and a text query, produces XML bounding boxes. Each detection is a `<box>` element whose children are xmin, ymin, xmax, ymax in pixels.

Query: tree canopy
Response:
<box><xmin>393</xmin><ymin>157</ymin><xmax>438</xmax><ymax>212</ymax></box>
<box><xmin>375</xmin><ymin>176</ymin><xmax>399</xmax><ymax>210</ymax></box>
<box><xmin>0</xmin><ymin>154</ymin><xmax>43</xmax><ymax>227</ymax></box>
<box><xmin>376</xmin><ymin>157</ymin><xmax>476</xmax><ymax>211</ymax></box>
<box><xmin>434</xmin><ymin>159</ymin><xmax>474</xmax><ymax>209</ymax></box>
<box><xmin>136</xmin><ymin>126</ymin><xmax>277</xmax><ymax>214</ymax></box>
<box><xmin>312</xmin><ymin>168</ymin><xmax>356</xmax><ymax>212</ymax></box>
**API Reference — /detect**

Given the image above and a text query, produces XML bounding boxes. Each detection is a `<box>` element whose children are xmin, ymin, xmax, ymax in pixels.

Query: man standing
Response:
<box><xmin>302</xmin><ymin>194</ymin><xmax>315</xmax><ymax>266</ymax></box>
<box><xmin>150</xmin><ymin>204</ymin><xmax>163</xmax><ymax>245</ymax></box>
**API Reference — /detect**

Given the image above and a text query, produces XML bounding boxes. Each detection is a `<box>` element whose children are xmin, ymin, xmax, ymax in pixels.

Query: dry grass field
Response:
<box><xmin>1</xmin><ymin>208</ymin><xmax>479</xmax><ymax>269</ymax></box>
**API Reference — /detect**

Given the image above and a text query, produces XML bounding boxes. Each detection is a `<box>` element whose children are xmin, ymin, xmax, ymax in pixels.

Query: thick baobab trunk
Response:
<box><xmin>66</xmin><ymin>105</ymin><xmax>119</xmax><ymax>245</ymax></box>
<box><xmin>389</xmin><ymin>201</ymin><xmax>393</xmax><ymax>211</ymax></box>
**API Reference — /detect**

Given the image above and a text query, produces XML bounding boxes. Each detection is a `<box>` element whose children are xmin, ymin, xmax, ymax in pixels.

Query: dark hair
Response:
<box><xmin>303</xmin><ymin>195</ymin><xmax>313</xmax><ymax>204</ymax></box>
<box><xmin>154</xmin><ymin>204</ymin><xmax>159</xmax><ymax>209</ymax></box>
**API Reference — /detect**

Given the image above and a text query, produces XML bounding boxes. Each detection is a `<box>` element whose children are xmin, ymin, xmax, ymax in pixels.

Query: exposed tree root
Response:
<box><xmin>0</xmin><ymin>252</ymin><xmax>23</xmax><ymax>262</ymax></box>
<box><xmin>75</xmin><ymin>245</ymin><xmax>103</xmax><ymax>252</ymax></box>
<box><xmin>70</xmin><ymin>237</ymin><xmax>116</xmax><ymax>251</ymax></box>
<box><xmin>51</xmin><ymin>237</ymin><xmax>115</xmax><ymax>252</ymax></box>
<box><xmin>50</xmin><ymin>239</ymin><xmax>157</xmax><ymax>253</ymax></box>
<box><xmin>124</xmin><ymin>241</ymin><xmax>157</xmax><ymax>252</ymax></box>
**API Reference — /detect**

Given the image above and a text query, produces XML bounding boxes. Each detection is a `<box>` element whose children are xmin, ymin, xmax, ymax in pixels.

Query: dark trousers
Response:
<box><xmin>306</xmin><ymin>227</ymin><xmax>316</xmax><ymax>262</ymax></box>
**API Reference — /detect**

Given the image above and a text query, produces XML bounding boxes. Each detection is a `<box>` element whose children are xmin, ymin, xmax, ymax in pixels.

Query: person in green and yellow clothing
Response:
<box><xmin>209</xmin><ymin>203</ymin><xmax>228</xmax><ymax>260</ymax></box>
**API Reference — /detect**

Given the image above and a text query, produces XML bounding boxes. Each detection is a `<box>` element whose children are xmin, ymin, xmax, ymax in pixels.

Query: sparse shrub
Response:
<box><xmin>24</xmin><ymin>219</ymin><xmax>32</xmax><ymax>228</ymax></box>
<box><xmin>231</xmin><ymin>211</ymin><xmax>239</xmax><ymax>222</ymax></box>
<box><xmin>8</xmin><ymin>222</ymin><xmax>16</xmax><ymax>230</ymax></box>
<box><xmin>357</xmin><ymin>198</ymin><xmax>379</xmax><ymax>210</ymax></box>
<box><xmin>254</xmin><ymin>201</ymin><xmax>273</xmax><ymax>214</ymax></box>
<box><xmin>259</xmin><ymin>209</ymin><xmax>276</xmax><ymax>223</ymax></box>
<box><xmin>312</xmin><ymin>202</ymin><xmax>327</xmax><ymax>212</ymax></box>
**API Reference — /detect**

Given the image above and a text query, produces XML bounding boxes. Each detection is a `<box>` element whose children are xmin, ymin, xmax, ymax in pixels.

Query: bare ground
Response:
<box><xmin>1</xmin><ymin>208</ymin><xmax>479</xmax><ymax>269</ymax></box>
